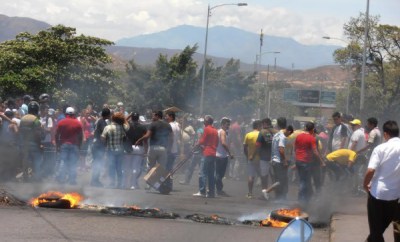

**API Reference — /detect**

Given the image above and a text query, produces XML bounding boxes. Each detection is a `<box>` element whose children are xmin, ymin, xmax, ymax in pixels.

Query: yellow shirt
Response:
<box><xmin>326</xmin><ymin>149</ymin><xmax>357</xmax><ymax>165</ymax></box>
<box><xmin>243</xmin><ymin>130</ymin><xmax>260</xmax><ymax>161</ymax></box>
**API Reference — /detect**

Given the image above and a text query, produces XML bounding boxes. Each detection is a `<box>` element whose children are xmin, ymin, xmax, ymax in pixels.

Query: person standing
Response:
<box><xmin>165</xmin><ymin>111</ymin><xmax>181</xmax><ymax>190</ymax></box>
<box><xmin>215</xmin><ymin>117</ymin><xmax>233</xmax><ymax>196</ymax></box>
<box><xmin>243</xmin><ymin>120</ymin><xmax>262</xmax><ymax>199</ymax></box>
<box><xmin>19</xmin><ymin>101</ymin><xmax>43</xmax><ymax>181</ymax></box>
<box><xmin>90</xmin><ymin>107</ymin><xmax>110</xmax><ymax>187</ymax></box>
<box><xmin>271</xmin><ymin>117</ymin><xmax>294</xmax><ymax>201</ymax></box>
<box><xmin>358</xmin><ymin>117</ymin><xmax>382</xmax><ymax>156</ymax></box>
<box><xmin>101</xmin><ymin>112</ymin><xmax>128</xmax><ymax>189</ymax></box>
<box><xmin>124</xmin><ymin>112</ymin><xmax>148</xmax><ymax>189</ymax></box>
<box><xmin>193</xmin><ymin>115</ymin><xmax>218</xmax><ymax>198</ymax></box>
<box><xmin>294</xmin><ymin>122</ymin><xmax>324</xmax><ymax>205</ymax></box>
<box><xmin>348</xmin><ymin>119</ymin><xmax>367</xmax><ymax>153</ymax></box>
<box><xmin>256</xmin><ymin>118</ymin><xmax>276</xmax><ymax>199</ymax></box>
<box><xmin>363</xmin><ymin>120</ymin><xmax>400</xmax><ymax>242</ymax></box>
<box><xmin>55</xmin><ymin>107</ymin><xmax>84</xmax><ymax>185</ymax></box>
<box><xmin>328</xmin><ymin>112</ymin><xmax>350</xmax><ymax>153</ymax></box>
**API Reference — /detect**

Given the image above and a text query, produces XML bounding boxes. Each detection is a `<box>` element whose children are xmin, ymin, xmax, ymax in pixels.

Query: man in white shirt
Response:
<box><xmin>363</xmin><ymin>120</ymin><xmax>400</xmax><ymax>242</ymax></box>
<box><xmin>348</xmin><ymin>119</ymin><xmax>366</xmax><ymax>153</ymax></box>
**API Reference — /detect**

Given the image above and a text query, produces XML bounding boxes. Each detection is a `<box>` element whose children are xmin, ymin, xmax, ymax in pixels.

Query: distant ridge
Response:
<box><xmin>116</xmin><ymin>25</ymin><xmax>340</xmax><ymax>69</ymax></box>
<box><xmin>0</xmin><ymin>14</ymin><xmax>50</xmax><ymax>42</ymax></box>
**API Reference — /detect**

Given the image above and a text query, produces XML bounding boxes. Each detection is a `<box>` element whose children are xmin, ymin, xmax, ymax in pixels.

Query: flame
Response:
<box><xmin>276</xmin><ymin>208</ymin><xmax>301</xmax><ymax>217</ymax></box>
<box><xmin>261</xmin><ymin>218</ymin><xmax>288</xmax><ymax>228</ymax></box>
<box><xmin>30</xmin><ymin>191</ymin><xmax>83</xmax><ymax>208</ymax></box>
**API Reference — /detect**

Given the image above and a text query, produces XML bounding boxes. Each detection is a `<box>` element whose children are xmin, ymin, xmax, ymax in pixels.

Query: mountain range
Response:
<box><xmin>116</xmin><ymin>25</ymin><xmax>340</xmax><ymax>69</ymax></box>
<box><xmin>0</xmin><ymin>14</ymin><xmax>341</xmax><ymax>70</ymax></box>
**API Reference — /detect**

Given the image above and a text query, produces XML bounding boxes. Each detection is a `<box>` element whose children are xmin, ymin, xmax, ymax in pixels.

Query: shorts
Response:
<box><xmin>259</xmin><ymin>159</ymin><xmax>271</xmax><ymax>177</ymax></box>
<box><xmin>247</xmin><ymin>161</ymin><xmax>261</xmax><ymax>177</ymax></box>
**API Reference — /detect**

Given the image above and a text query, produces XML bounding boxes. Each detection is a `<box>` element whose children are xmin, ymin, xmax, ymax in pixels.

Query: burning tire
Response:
<box><xmin>270</xmin><ymin>208</ymin><xmax>309</xmax><ymax>223</ymax></box>
<box><xmin>38</xmin><ymin>198</ymin><xmax>71</xmax><ymax>209</ymax></box>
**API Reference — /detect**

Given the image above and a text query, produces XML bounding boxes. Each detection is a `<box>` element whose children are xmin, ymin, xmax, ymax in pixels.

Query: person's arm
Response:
<box><xmin>243</xmin><ymin>144</ymin><xmax>249</xmax><ymax>160</ymax></box>
<box><xmin>220</xmin><ymin>130</ymin><xmax>233</xmax><ymax>158</ymax></box>
<box><xmin>363</xmin><ymin>168</ymin><xmax>375</xmax><ymax>192</ymax></box>
<box><xmin>135</xmin><ymin>130</ymin><xmax>151</xmax><ymax>145</ymax></box>
<box><xmin>279</xmin><ymin>147</ymin><xmax>286</xmax><ymax>166</ymax></box>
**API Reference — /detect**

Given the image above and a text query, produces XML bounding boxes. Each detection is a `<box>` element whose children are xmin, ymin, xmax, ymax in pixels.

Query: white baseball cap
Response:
<box><xmin>66</xmin><ymin>107</ymin><xmax>75</xmax><ymax>115</ymax></box>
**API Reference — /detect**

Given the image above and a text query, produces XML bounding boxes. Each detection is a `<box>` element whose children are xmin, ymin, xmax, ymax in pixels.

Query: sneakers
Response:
<box><xmin>217</xmin><ymin>191</ymin><xmax>229</xmax><ymax>197</ymax></box>
<box><xmin>262</xmin><ymin>189</ymin><xmax>270</xmax><ymax>200</ymax></box>
<box><xmin>246</xmin><ymin>193</ymin><xmax>254</xmax><ymax>199</ymax></box>
<box><xmin>193</xmin><ymin>192</ymin><xmax>206</xmax><ymax>197</ymax></box>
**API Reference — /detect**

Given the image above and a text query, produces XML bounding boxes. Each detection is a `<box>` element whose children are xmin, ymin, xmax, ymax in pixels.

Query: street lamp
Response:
<box><xmin>256</xmin><ymin>51</ymin><xmax>280</xmax><ymax>118</ymax></box>
<box><xmin>199</xmin><ymin>2</ymin><xmax>248</xmax><ymax>115</ymax></box>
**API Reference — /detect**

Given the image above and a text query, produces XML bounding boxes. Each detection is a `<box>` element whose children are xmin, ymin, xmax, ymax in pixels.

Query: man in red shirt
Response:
<box><xmin>193</xmin><ymin>115</ymin><xmax>219</xmax><ymax>198</ymax></box>
<box><xmin>294</xmin><ymin>121</ymin><xmax>324</xmax><ymax>205</ymax></box>
<box><xmin>55</xmin><ymin>107</ymin><xmax>84</xmax><ymax>185</ymax></box>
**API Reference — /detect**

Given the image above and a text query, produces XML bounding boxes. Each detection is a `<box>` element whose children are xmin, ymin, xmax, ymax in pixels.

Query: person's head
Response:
<box><xmin>285</xmin><ymin>125</ymin><xmax>294</xmax><ymax>137</ymax></box>
<box><xmin>220</xmin><ymin>117</ymin><xmax>231</xmax><ymax>130</ymax></box>
<box><xmin>304</xmin><ymin>121</ymin><xmax>315</xmax><ymax>133</ymax></box>
<box><xmin>23</xmin><ymin>95</ymin><xmax>32</xmax><ymax>104</ymax></box>
<box><xmin>252</xmin><ymin>120</ymin><xmax>262</xmax><ymax>130</ymax></box>
<box><xmin>65</xmin><ymin>107</ymin><xmax>75</xmax><ymax>117</ymax></box>
<box><xmin>117</xmin><ymin>102</ymin><xmax>124</xmax><ymax>112</ymax></box>
<box><xmin>367</xmin><ymin>117</ymin><xmax>378</xmax><ymax>129</ymax></box>
<box><xmin>204</xmin><ymin>115</ymin><xmax>214</xmax><ymax>126</ymax></box>
<box><xmin>382</xmin><ymin>120</ymin><xmax>399</xmax><ymax>140</ymax></box>
<box><xmin>131</xmin><ymin>112</ymin><xmax>140</xmax><ymax>122</ymax></box>
<box><xmin>111</xmin><ymin>112</ymin><xmax>125</xmax><ymax>125</ymax></box>
<box><xmin>166</xmin><ymin>111</ymin><xmax>176</xmax><ymax>122</ymax></box>
<box><xmin>332</xmin><ymin>112</ymin><xmax>342</xmax><ymax>125</ymax></box>
<box><xmin>261</xmin><ymin>118</ymin><xmax>272</xmax><ymax>129</ymax></box>
<box><xmin>152</xmin><ymin>110</ymin><xmax>163</xmax><ymax>121</ymax></box>
<box><xmin>4</xmin><ymin>110</ymin><xmax>14</xmax><ymax>119</ymax></box>
<box><xmin>101</xmin><ymin>108</ymin><xmax>111</xmax><ymax>119</ymax></box>
<box><xmin>277</xmin><ymin>117</ymin><xmax>287</xmax><ymax>130</ymax></box>
<box><xmin>27</xmin><ymin>101</ymin><xmax>40</xmax><ymax>115</ymax></box>
<box><xmin>349</xmin><ymin>119</ymin><xmax>362</xmax><ymax>131</ymax></box>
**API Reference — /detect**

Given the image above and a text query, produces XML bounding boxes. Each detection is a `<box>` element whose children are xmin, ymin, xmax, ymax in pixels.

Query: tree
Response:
<box><xmin>333</xmin><ymin>14</ymin><xmax>400</xmax><ymax>120</ymax></box>
<box><xmin>0</xmin><ymin>25</ymin><xmax>116</xmax><ymax>108</ymax></box>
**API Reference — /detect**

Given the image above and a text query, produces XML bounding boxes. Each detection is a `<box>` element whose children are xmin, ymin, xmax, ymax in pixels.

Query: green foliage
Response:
<box><xmin>333</xmin><ymin>13</ymin><xmax>400</xmax><ymax>120</ymax></box>
<box><xmin>0</xmin><ymin>24</ymin><xmax>116</xmax><ymax>108</ymax></box>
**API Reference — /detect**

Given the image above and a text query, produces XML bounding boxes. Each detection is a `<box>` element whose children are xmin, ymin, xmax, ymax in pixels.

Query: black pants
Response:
<box><xmin>367</xmin><ymin>193</ymin><xmax>400</xmax><ymax>242</ymax></box>
<box><xmin>272</xmin><ymin>162</ymin><xmax>288</xmax><ymax>200</ymax></box>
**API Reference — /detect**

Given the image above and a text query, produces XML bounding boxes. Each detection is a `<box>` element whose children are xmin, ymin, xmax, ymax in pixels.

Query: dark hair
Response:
<box><xmin>131</xmin><ymin>112</ymin><xmax>139</xmax><ymax>121</ymax></box>
<box><xmin>154</xmin><ymin>110</ymin><xmax>163</xmax><ymax>119</ymax></box>
<box><xmin>112</xmin><ymin>112</ymin><xmax>126</xmax><ymax>125</ymax></box>
<box><xmin>277</xmin><ymin>117</ymin><xmax>287</xmax><ymax>129</ymax></box>
<box><xmin>305</xmin><ymin>121</ymin><xmax>315</xmax><ymax>132</ymax></box>
<box><xmin>253</xmin><ymin>120</ymin><xmax>262</xmax><ymax>129</ymax></box>
<box><xmin>220</xmin><ymin>117</ymin><xmax>231</xmax><ymax>126</ymax></box>
<box><xmin>332</xmin><ymin>112</ymin><xmax>342</xmax><ymax>118</ymax></box>
<box><xmin>28</xmin><ymin>101</ymin><xmax>40</xmax><ymax>115</ymax></box>
<box><xmin>287</xmin><ymin>125</ymin><xmax>294</xmax><ymax>133</ymax></box>
<box><xmin>262</xmin><ymin>118</ymin><xmax>272</xmax><ymax>126</ymax></box>
<box><xmin>204</xmin><ymin>115</ymin><xmax>214</xmax><ymax>125</ymax></box>
<box><xmin>367</xmin><ymin>117</ymin><xmax>378</xmax><ymax>127</ymax></box>
<box><xmin>382</xmin><ymin>120</ymin><xmax>399</xmax><ymax>138</ymax></box>
<box><xmin>101</xmin><ymin>108</ymin><xmax>111</xmax><ymax>118</ymax></box>
<box><xmin>166</xmin><ymin>111</ymin><xmax>176</xmax><ymax>121</ymax></box>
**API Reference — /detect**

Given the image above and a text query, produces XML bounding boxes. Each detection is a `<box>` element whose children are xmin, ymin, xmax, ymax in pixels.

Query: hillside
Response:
<box><xmin>0</xmin><ymin>14</ymin><xmax>50</xmax><ymax>42</ymax></box>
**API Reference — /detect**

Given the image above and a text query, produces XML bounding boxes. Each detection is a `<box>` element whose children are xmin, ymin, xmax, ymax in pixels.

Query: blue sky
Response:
<box><xmin>2</xmin><ymin>0</ymin><xmax>399</xmax><ymax>45</ymax></box>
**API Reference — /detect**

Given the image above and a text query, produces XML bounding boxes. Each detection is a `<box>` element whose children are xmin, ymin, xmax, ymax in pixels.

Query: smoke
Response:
<box><xmin>237</xmin><ymin>210</ymin><xmax>271</xmax><ymax>221</ymax></box>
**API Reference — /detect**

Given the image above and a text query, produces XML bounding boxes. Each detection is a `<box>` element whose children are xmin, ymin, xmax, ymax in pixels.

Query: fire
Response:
<box><xmin>261</xmin><ymin>218</ymin><xmax>288</xmax><ymax>228</ymax></box>
<box><xmin>276</xmin><ymin>208</ymin><xmax>301</xmax><ymax>217</ymax></box>
<box><xmin>30</xmin><ymin>191</ymin><xmax>83</xmax><ymax>208</ymax></box>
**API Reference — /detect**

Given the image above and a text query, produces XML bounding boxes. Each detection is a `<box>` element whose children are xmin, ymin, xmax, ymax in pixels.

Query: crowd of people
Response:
<box><xmin>0</xmin><ymin>95</ymin><xmax>398</xmax><ymax>241</ymax></box>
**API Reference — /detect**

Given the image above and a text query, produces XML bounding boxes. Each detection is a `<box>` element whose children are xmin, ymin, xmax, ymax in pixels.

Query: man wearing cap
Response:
<box><xmin>348</xmin><ymin>119</ymin><xmax>367</xmax><ymax>153</ymax></box>
<box><xmin>55</xmin><ymin>107</ymin><xmax>84</xmax><ymax>185</ymax></box>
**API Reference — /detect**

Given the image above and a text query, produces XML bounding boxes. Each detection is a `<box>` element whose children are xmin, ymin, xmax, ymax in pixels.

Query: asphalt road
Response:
<box><xmin>0</xmin><ymin>169</ymin><xmax>335</xmax><ymax>242</ymax></box>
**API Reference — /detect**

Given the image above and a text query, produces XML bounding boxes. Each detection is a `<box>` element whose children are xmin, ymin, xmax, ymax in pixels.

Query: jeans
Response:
<box><xmin>199</xmin><ymin>156</ymin><xmax>216</xmax><ymax>196</ymax></box>
<box><xmin>272</xmin><ymin>162</ymin><xmax>288</xmax><ymax>200</ymax></box>
<box><xmin>57</xmin><ymin>144</ymin><xmax>79</xmax><ymax>184</ymax></box>
<box><xmin>107</xmin><ymin>150</ymin><xmax>124</xmax><ymax>188</ymax></box>
<box><xmin>122</xmin><ymin>145</ymin><xmax>144</xmax><ymax>188</ymax></box>
<box><xmin>215</xmin><ymin>157</ymin><xmax>228</xmax><ymax>193</ymax></box>
<box><xmin>148</xmin><ymin>145</ymin><xmax>167</xmax><ymax>169</ymax></box>
<box><xmin>296</xmin><ymin>161</ymin><xmax>313</xmax><ymax>204</ymax></box>
<box><xmin>91</xmin><ymin>146</ymin><xmax>105</xmax><ymax>185</ymax></box>
<box><xmin>183</xmin><ymin>153</ymin><xmax>202</xmax><ymax>183</ymax></box>
<box><xmin>23</xmin><ymin>144</ymin><xmax>43</xmax><ymax>181</ymax></box>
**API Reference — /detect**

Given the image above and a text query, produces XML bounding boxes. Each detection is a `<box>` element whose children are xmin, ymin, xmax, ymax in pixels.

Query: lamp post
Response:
<box><xmin>256</xmin><ymin>51</ymin><xmax>280</xmax><ymax>118</ymax></box>
<box><xmin>360</xmin><ymin>0</ymin><xmax>370</xmax><ymax>112</ymax></box>
<box><xmin>199</xmin><ymin>2</ymin><xmax>247</xmax><ymax>115</ymax></box>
